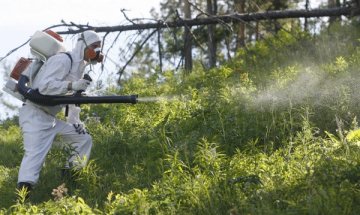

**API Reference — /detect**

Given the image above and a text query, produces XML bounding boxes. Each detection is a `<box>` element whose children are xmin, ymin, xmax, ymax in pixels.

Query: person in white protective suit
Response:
<box><xmin>17</xmin><ymin>30</ymin><xmax>103</xmax><ymax>193</ymax></box>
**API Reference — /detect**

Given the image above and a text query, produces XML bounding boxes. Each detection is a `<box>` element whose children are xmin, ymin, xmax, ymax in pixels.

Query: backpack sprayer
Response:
<box><xmin>3</xmin><ymin>30</ymin><xmax>138</xmax><ymax>106</ymax></box>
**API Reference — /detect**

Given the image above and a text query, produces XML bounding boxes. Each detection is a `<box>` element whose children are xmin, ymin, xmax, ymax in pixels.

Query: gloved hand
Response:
<box><xmin>72</xmin><ymin>79</ymin><xmax>91</xmax><ymax>91</ymax></box>
<box><xmin>73</xmin><ymin>123</ymin><xmax>89</xmax><ymax>135</ymax></box>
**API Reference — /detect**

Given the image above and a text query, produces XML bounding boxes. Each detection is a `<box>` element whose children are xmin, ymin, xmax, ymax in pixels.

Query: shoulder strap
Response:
<box><xmin>62</xmin><ymin>52</ymin><xmax>73</xmax><ymax>117</ymax></box>
<box><xmin>61</xmin><ymin>52</ymin><xmax>73</xmax><ymax>73</ymax></box>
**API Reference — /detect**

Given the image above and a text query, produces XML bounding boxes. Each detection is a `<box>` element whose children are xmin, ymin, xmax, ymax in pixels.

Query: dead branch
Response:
<box><xmin>100</xmin><ymin>31</ymin><xmax>110</xmax><ymax>72</ymax></box>
<box><xmin>1</xmin><ymin>6</ymin><xmax>358</xmax><ymax>64</ymax></box>
<box><xmin>0</xmin><ymin>38</ymin><xmax>31</xmax><ymax>62</ymax></box>
<box><xmin>117</xmin><ymin>29</ymin><xmax>157</xmax><ymax>82</ymax></box>
<box><xmin>54</xmin><ymin>6</ymin><xmax>357</xmax><ymax>34</ymax></box>
<box><xmin>186</xmin><ymin>0</ymin><xmax>233</xmax><ymax>32</ymax></box>
<box><xmin>157</xmin><ymin>27</ymin><xmax>163</xmax><ymax>73</ymax></box>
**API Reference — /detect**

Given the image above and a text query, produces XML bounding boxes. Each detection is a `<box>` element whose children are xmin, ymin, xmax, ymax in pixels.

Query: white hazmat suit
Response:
<box><xmin>17</xmin><ymin>30</ymin><xmax>101</xmax><ymax>186</ymax></box>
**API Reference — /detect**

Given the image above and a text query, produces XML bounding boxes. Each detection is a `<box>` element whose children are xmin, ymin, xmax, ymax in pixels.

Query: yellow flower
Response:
<box><xmin>346</xmin><ymin>129</ymin><xmax>360</xmax><ymax>142</ymax></box>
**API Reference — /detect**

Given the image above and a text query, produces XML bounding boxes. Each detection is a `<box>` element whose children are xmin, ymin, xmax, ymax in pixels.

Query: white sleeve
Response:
<box><xmin>37</xmin><ymin>55</ymin><xmax>72</xmax><ymax>95</ymax></box>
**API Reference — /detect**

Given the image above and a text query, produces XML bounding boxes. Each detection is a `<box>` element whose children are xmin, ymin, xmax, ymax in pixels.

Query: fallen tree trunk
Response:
<box><xmin>56</xmin><ymin>6</ymin><xmax>359</xmax><ymax>34</ymax></box>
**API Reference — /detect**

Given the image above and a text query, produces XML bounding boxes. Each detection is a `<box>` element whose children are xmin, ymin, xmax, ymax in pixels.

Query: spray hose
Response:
<box><xmin>17</xmin><ymin>75</ymin><xmax>138</xmax><ymax>106</ymax></box>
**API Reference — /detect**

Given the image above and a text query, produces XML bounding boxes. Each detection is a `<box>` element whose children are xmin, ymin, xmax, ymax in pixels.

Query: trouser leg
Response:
<box><xmin>57</xmin><ymin>121</ymin><xmax>93</xmax><ymax>169</ymax></box>
<box><xmin>18</xmin><ymin>130</ymin><xmax>57</xmax><ymax>185</ymax></box>
<box><xmin>17</xmin><ymin>104</ymin><xmax>93</xmax><ymax>185</ymax></box>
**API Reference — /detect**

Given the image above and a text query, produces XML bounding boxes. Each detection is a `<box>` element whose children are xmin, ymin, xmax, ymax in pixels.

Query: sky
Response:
<box><xmin>0</xmin><ymin>0</ymin><xmax>325</xmax><ymax>120</ymax></box>
<box><xmin>0</xmin><ymin>0</ymin><xmax>161</xmax><ymax>119</ymax></box>
<box><xmin>1</xmin><ymin>0</ymin><xmax>162</xmax><ymax>59</ymax></box>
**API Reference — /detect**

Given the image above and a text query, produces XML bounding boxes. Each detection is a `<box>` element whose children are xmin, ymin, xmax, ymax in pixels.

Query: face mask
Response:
<box><xmin>92</xmin><ymin>47</ymin><xmax>104</xmax><ymax>63</ymax></box>
<box><xmin>84</xmin><ymin>46</ymin><xmax>103</xmax><ymax>63</ymax></box>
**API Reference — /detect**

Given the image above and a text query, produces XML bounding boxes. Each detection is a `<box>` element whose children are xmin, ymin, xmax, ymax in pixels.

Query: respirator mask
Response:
<box><xmin>84</xmin><ymin>46</ymin><xmax>104</xmax><ymax>64</ymax></box>
<box><xmin>80</xmin><ymin>32</ymin><xmax>104</xmax><ymax>64</ymax></box>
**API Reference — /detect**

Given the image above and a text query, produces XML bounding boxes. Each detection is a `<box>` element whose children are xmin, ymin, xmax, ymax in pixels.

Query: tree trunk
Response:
<box><xmin>328</xmin><ymin>0</ymin><xmax>341</xmax><ymax>24</ymax></box>
<box><xmin>234</xmin><ymin>0</ymin><xmax>246</xmax><ymax>51</ymax></box>
<box><xmin>273</xmin><ymin>0</ymin><xmax>282</xmax><ymax>33</ymax></box>
<box><xmin>304</xmin><ymin>0</ymin><xmax>309</xmax><ymax>31</ymax></box>
<box><xmin>183</xmin><ymin>0</ymin><xmax>193</xmax><ymax>72</ymax></box>
<box><xmin>255</xmin><ymin>21</ymin><xmax>259</xmax><ymax>41</ymax></box>
<box><xmin>56</xmin><ymin>7</ymin><xmax>357</xmax><ymax>34</ymax></box>
<box><xmin>207</xmin><ymin>0</ymin><xmax>217</xmax><ymax>68</ymax></box>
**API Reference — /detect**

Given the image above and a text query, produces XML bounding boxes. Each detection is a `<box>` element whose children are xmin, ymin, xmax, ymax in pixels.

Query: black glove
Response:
<box><xmin>73</xmin><ymin>123</ymin><xmax>89</xmax><ymax>135</ymax></box>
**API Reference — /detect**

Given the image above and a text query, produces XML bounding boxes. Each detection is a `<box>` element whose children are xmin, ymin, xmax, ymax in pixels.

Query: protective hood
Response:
<box><xmin>70</xmin><ymin>30</ymin><xmax>101</xmax><ymax>75</ymax></box>
<box><xmin>71</xmin><ymin>30</ymin><xmax>101</xmax><ymax>63</ymax></box>
<box><xmin>82</xmin><ymin>30</ymin><xmax>101</xmax><ymax>46</ymax></box>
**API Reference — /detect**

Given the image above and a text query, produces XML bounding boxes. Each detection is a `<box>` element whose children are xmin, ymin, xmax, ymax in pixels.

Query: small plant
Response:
<box><xmin>51</xmin><ymin>183</ymin><xmax>68</xmax><ymax>201</ymax></box>
<box><xmin>15</xmin><ymin>187</ymin><xmax>30</xmax><ymax>204</ymax></box>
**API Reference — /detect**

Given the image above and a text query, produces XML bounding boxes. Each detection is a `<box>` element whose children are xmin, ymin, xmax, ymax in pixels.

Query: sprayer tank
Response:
<box><xmin>29</xmin><ymin>31</ymin><xmax>66</xmax><ymax>60</ymax></box>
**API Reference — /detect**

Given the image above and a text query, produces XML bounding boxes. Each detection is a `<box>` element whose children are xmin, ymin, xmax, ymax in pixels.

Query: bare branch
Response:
<box><xmin>55</xmin><ymin>7</ymin><xmax>356</xmax><ymax>35</ymax></box>
<box><xmin>0</xmin><ymin>38</ymin><xmax>31</xmax><ymax>62</ymax></box>
<box><xmin>117</xmin><ymin>29</ymin><xmax>158</xmax><ymax>82</ymax></box>
<box><xmin>121</xmin><ymin>9</ymin><xmax>138</xmax><ymax>25</ymax></box>
<box><xmin>176</xmin><ymin>55</ymin><xmax>184</xmax><ymax>71</ymax></box>
<box><xmin>100</xmin><ymin>31</ymin><xmax>110</xmax><ymax>72</ymax></box>
<box><xmin>1</xmin><ymin>6</ymin><xmax>358</xmax><ymax>64</ymax></box>
<box><xmin>186</xmin><ymin>0</ymin><xmax>233</xmax><ymax>32</ymax></box>
<box><xmin>104</xmin><ymin>31</ymin><xmax>123</xmax><ymax>67</ymax></box>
